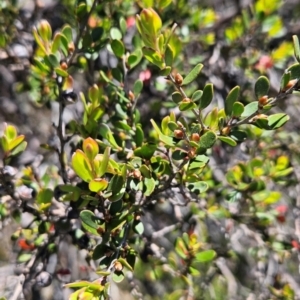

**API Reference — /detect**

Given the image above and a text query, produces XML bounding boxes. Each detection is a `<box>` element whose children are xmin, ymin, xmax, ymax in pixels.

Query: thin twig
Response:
<box><xmin>231</xmin><ymin>82</ymin><xmax>298</xmax><ymax>129</ymax></box>
<box><xmin>152</xmin><ymin>223</ymin><xmax>181</xmax><ymax>239</ymax></box>
<box><xmin>57</xmin><ymin>99</ymin><xmax>68</xmax><ymax>183</ymax></box>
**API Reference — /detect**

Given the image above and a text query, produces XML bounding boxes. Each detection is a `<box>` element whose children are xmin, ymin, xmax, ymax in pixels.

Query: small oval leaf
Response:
<box><xmin>225</xmin><ymin>86</ymin><xmax>240</xmax><ymax>116</ymax></box>
<box><xmin>182</xmin><ymin>63</ymin><xmax>203</xmax><ymax>85</ymax></box>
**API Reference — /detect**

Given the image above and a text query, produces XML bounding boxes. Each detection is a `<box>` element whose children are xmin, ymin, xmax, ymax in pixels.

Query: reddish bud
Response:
<box><xmin>258</xmin><ymin>95</ymin><xmax>268</xmax><ymax>107</ymax></box>
<box><xmin>60</xmin><ymin>61</ymin><xmax>68</xmax><ymax>70</ymax></box>
<box><xmin>128</xmin><ymin>90</ymin><xmax>135</xmax><ymax>102</ymax></box>
<box><xmin>139</xmin><ymin>69</ymin><xmax>151</xmax><ymax>84</ymax></box>
<box><xmin>255</xmin><ymin>55</ymin><xmax>273</xmax><ymax>71</ymax></box>
<box><xmin>291</xmin><ymin>240</ymin><xmax>300</xmax><ymax>250</ymax></box>
<box><xmin>190</xmin><ymin>133</ymin><xmax>200</xmax><ymax>142</ymax></box>
<box><xmin>174</xmin><ymin>129</ymin><xmax>184</xmax><ymax>139</ymax></box>
<box><xmin>132</xmin><ymin>169</ymin><xmax>142</xmax><ymax>179</ymax></box>
<box><xmin>188</xmin><ymin>148</ymin><xmax>196</xmax><ymax>159</ymax></box>
<box><xmin>126</xmin><ymin>16</ymin><xmax>136</xmax><ymax>28</ymax></box>
<box><xmin>174</xmin><ymin>73</ymin><xmax>183</xmax><ymax>86</ymax></box>
<box><xmin>275</xmin><ymin>205</ymin><xmax>288</xmax><ymax>223</ymax></box>
<box><xmin>282</xmin><ymin>79</ymin><xmax>298</xmax><ymax>92</ymax></box>
<box><xmin>18</xmin><ymin>239</ymin><xmax>35</xmax><ymax>251</ymax></box>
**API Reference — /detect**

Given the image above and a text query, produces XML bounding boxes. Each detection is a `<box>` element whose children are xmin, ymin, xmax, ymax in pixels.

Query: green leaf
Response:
<box><xmin>134</xmin><ymin>144</ymin><xmax>157</xmax><ymax>159</ymax></box>
<box><xmin>199</xmin><ymin>130</ymin><xmax>217</xmax><ymax>149</ymax></box>
<box><xmin>172</xmin><ymin>91</ymin><xmax>182</xmax><ymax>103</ymax></box>
<box><xmin>99</xmin><ymin>124</ymin><xmax>121</xmax><ymax>150</ymax></box>
<box><xmin>139</xmin><ymin>8</ymin><xmax>162</xmax><ymax>36</ymax></box>
<box><xmin>109</xmin><ymin>200</ymin><xmax>123</xmax><ymax>215</ymax></box>
<box><xmin>44</xmin><ymin>54</ymin><xmax>59</xmax><ymax>68</ymax></box>
<box><xmin>110</xmin><ymin>27</ymin><xmax>122</xmax><ymax>40</ymax></box>
<box><xmin>98</xmin><ymin>147</ymin><xmax>110</xmax><ymax>177</ymax></box>
<box><xmin>241</xmin><ymin>102</ymin><xmax>258</xmax><ymax>118</ymax></box>
<box><xmin>199</xmin><ymin>83</ymin><xmax>213</xmax><ymax>109</ymax></box>
<box><xmin>218</xmin><ymin>136</ymin><xmax>237</xmax><ymax>146</ymax></box>
<box><xmin>165</xmin><ymin>44</ymin><xmax>174</xmax><ymax>67</ymax></box>
<box><xmin>17</xmin><ymin>253</ymin><xmax>32</xmax><ymax>263</ymax></box>
<box><xmin>151</xmin><ymin>119</ymin><xmax>175</xmax><ymax>147</ymax></box>
<box><xmin>135</xmin><ymin>125</ymin><xmax>144</xmax><ymax>147</ymax></box>
<box><xmin>37</xmin><ymin>188</ymin><xmax>53</xmax><ymax>204</ymax></box>
<box><xmin>83</xmin><ymin>137</ymin><xmax>99</xmax><ymax>161</ymax></box>
<box><xmin>195</xmin><ymin>250</ymin><xmax>216</xmax><ymax>262</ymax></box>
<box><xmin>59</xmin><ymin>33</ymin><xmax>69</xmax><ymax>57</ymax></box>
<box><xmin>175</xmin><ymin>237</ymin><xmax>188</xmax><ymax>259</ymax></box>
<box><xmin>230</xmin><ymin>130</ymin><xmax>247</xmax><ymax>142</ymax></box>
<box><xmin>232</xmin><ymin>102</ymin><xmax>244</xmax><ymax>117</ymax></box>
<box><xmin>144</xmin><ymin>177</ymin><xmax>156</xmax><ymax>196</ymax></box>
<box><xmin>293</xmin><ymin>35</ymin><xmax>300</xmax><ymax>63</ymax></box>
<box><xmin>88</xmin><ymin>84</ymin><xmax>99</xmax><ymax>105</ymax></box>
<box><xmin>192</xmin><ymin>90</ymin><xmax>203</xmax><ymax>102</ymax></box>
<box><xmin>133</xmin><ymin>220</ymin><xmax>144</xmax><ymax>235</ymax></box>
<box><xmin>61</xmin><ymin>25</ymin><xmax>73</xmax><ymax>43</ymax></box>
<box><xmin>187</xmin><ymin>181</ymin><xmax>209</xmax><ymax>194</ymax></box>
<box><xmin>158</xmin><ymin>0</ymin><xmax>172</xmax><ymax>9</ymax></box>
<box><xmin>33</xmin><ymin>28</ymin><xmax>46</xmax><ymax>54</ymax></box>
<box><xmin>128</xmin><ymin>49</ymin><xmax>143</xmax><ymax>69</ymax></box>
<box><xmin>0</xmin><ymin>136</ymin><xmax>9</xmax><ymax>152</ymax></box>
<box><xmin>133</xmin><ymin>79</ymin><xmax>143</xmax><ymax>95</ymax></box>
<box><xmin>119</xmin><ymin>17</ymin><xmax>127</xmax><ymax>35</ymax></box>
<box><xmin>5</xmin><ymin>124</ymin><xmax>17</xmax><ymax>141</ymax></box>
<box><xmin>160</xmin><ymin>66</ymin><xmax>171</xmax><ymax>76</ymax></box>
<box><xmin>91</xmin><ymin>27</ymin><xmax>103</xmax><ymax>41</ymax></box>
<box><xmin>143</xmin><ymin>47</ymin><xmax>165</xmax><ymax>69</ymax></box>
<box><xmin>111</xmin><ymin>39</ymin><xmax>125</xmax><ymax>58</ymax></box>
<box><xmin>108</xmin><ymin>175</ymin><xmax>125</xmax><ymax>200</ymax></box>
<box><xmin>55</xmin><ymin>67</ymin><xmax>68</xmax><ymax>77</ymax></box>
<box><xmin>225</xmin><ymin>86</ymin><xmax>240</xmax><ymax>116</ymax></box>
<box><xmin>89</xmin><ymin>178</ymin><xmax>108</xmax><ymax>192</ymax></box>
<box><xmin>286</xmin><ymin>63</ymin><xmax>300</xmax><ymax>80</ymax></box>
<box><xmin>182</xmin><ymin>63</ymin><xmax>203</xmax><ymax>85</ymax></box>
<box><xmin>72</xmin><ymin>150</ymin><xmax>94</xmax><ymax>182</ymax></box>
<box><xmin>280</xmin><ymin>71</ymin><xmax>291</xmax><ymax>91</ymax></box>
<box><xmin>140</xmin><ymin>165</ymin><xmax>151</xmax><ymax>178</ymax></box>
<box><xmin>8</xmin><ymin>135</ymin><xmax>25</xmax><ymax>151</ymax></box>
<box><xmin>167</xmin><ymin>121</ymin><xmax>178</xmax><ymax>131</ymax></box>
<box><xmin>80</xmin><ymin>210</ymin><xmax>100</xmax><ymax>235</ymax></box>
<box><xmin>112</xmin><ymin>271</ymin><xmax>125</xmax><ymax>283</ymax></box>
<box><xmin>255</xmin><ymin>76</ymin><xmax>270</xmax><ymax>99</ymax></box>
<box><xmin>179</xmin><ymin>100</ymin><xmax>197</xmax><ymax>111</ymax></box>
<box><xmin>267</xmin><ymin>113</ymin><xmax>289</xmax><ymax>129</ymax></box>
<box><xmin>10</xmin><ymin>141</ymin><xmax>27</xmax><ymax>156</ymax></box>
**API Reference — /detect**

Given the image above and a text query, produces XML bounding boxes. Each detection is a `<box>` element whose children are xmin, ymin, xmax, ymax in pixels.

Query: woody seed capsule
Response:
<box><xmin>258</xmin><ymin>95</ymin><xmax>268</xmax><ymax>107</ymax></box>
<box><xmin>190</xmin><ymin>133</ymin><xmax>200</xmax><ymax>142</ymax></box>
<box><xmin>174</xmin><ymin>129</ymin><xmax>184</xmax><ymax>139</ymax></box>
<box><xmin>174</xmin><ymin>73</ymin><xmax>183</xmax><ymax>85</ymax></box>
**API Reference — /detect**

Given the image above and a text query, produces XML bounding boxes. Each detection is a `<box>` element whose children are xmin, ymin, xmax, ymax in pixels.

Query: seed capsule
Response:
<box><xmin>221</xmin><ymin>127</ymin><xmax>231</xmax><ymax>135</ymax></box>
<box><xmin>282</xmin><ymin>79</ymin><xmax>297</xmax><ymax>92</ymax></box>
<box><xmin>174</xmin><ymin>129</ymin><xmax>184</xmax><ymax>139</ymax></box>
<box><xmin>258</xmin><ymin>95</ymin><xmax>268</xmax><ymax>107</ymax></box>
<box><xmin>174</xmin><ymin>73</ymin><xmax>183</xmax><ymax>85</ymax></box>
<box><xmin>190</xmin><ymin>133</ymin><xmax>200</xmax><ymax>142</ymax></box>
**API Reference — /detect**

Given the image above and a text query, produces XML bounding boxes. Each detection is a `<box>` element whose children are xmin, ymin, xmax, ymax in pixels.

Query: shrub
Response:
<box><xmin>1</xmin><ymin>0</ymin><xmax>300</xmax><ymax>299</ymax></box>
